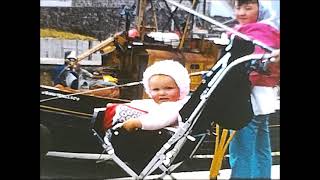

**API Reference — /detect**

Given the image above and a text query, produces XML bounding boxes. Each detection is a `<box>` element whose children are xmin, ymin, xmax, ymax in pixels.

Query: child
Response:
<box><xmin>103</xmin><ymin>60</ymin><xmax>191</xmax><ymax>134</ymax></box>
<box><xmin>228</xmin><ymin>0</ymin><xmax>280</xmax><ymax>179</ymax></box>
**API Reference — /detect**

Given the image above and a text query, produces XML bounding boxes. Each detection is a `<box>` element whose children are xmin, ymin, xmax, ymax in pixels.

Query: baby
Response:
<box><xmin>102</xmin><ymin>60</ymin><xmax>191</xmax><ymax>133</ymax></box>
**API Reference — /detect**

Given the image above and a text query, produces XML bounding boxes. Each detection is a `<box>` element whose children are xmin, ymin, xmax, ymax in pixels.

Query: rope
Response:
<box><xmin>40</xmin><ymin>81</ymin><xmax>142</xmax><ymax>103</ymax></box>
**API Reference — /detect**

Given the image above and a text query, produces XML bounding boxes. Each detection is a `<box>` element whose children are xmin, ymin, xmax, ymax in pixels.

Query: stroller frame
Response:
<box><xmin>139</xmin><ymin>53</ymin><xmax>271</xmax><ymax>179</ymax></box>
<box><xmin>90</xmin><ymin>40</ymin><xmax>273</xmax><ymax>179</ymax></box>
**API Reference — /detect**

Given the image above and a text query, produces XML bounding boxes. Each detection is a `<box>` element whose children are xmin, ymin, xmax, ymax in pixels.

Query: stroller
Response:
<box><xmin>90</xmin><ymin>36</ymin><xmax>274</xmax><ymax>179</ymax></box>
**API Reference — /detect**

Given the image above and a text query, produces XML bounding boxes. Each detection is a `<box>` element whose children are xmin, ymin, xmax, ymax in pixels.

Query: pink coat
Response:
<box><xmin>235</xmin><ymin>23</ymin><xmax>280</xmax><ymax>87</ymax></box>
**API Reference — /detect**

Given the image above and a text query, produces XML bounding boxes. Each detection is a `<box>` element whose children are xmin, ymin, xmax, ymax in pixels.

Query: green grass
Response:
<box><xmin>40</xmin><ymin>28</ymin><xmax>97</xmax><ymax>40</ymax></box>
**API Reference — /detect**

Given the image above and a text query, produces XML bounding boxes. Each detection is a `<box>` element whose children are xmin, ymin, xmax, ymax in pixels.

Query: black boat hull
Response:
<box><xmin>40</xmin><ymin>86</ymin><xmax>128</xmax><ymax>153</ymax></box>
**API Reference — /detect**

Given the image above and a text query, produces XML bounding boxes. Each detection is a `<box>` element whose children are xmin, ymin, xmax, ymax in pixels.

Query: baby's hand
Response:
<box><xmin>122</xmin><ymin>119</ymin><xmax>142</xmax><ymax>132</ymax></box>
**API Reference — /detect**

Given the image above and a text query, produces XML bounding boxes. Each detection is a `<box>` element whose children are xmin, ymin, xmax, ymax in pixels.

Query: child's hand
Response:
<box><xmin>122</xmin><ymin>119</ymin><xmax>142</xmax><ymax>132</ymax></box>
<box><xmin>270</xmin><ymin>49</ymin><xmax>280</xmax><ymax>63</ymax></box>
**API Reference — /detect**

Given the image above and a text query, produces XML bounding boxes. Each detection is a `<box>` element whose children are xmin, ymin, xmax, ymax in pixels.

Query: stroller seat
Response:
<box><xmin>90</xmin><ymin>107</ymin><xmax>204</xmax><ymax>175</ymax></box>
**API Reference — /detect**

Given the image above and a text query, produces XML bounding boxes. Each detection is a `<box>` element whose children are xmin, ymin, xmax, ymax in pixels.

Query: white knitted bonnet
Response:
<box><xmin>142</xmin><ymin>60</ymin><xmax>190</xmax><ymax>99</ymax></box>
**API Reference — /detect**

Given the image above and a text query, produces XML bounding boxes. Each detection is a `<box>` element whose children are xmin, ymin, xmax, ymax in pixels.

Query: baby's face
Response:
<box><xmin>148</xmin><ymin>74</ymin><xmax>180</xmax><ymax>104</ymax></box>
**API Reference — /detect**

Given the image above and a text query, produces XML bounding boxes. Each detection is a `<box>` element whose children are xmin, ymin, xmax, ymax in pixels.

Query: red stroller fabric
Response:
<box><xmin>102</xmin><ymin>103</ymin><xmax>148</xmax><ymax>132</ymax></box>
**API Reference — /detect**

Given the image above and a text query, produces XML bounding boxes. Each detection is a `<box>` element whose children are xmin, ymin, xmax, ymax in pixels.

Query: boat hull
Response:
<box><xmin>40</xmin><ymin>85</ymin><xmax>127</xmax><ymax>153</ymax></box>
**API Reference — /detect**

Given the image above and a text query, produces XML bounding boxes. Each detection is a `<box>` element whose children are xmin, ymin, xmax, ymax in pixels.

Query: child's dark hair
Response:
<box><xmin>234</xmin><ymin>0</ymin><xmax>258</xmax><ymax>6</ymax></box>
